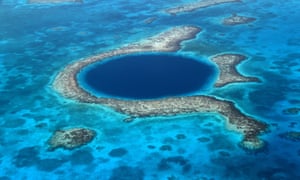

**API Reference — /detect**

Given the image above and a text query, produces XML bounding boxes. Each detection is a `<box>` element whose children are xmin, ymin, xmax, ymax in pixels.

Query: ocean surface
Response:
<box><xmin>0</xmin><ymin>0</ymin><xmax>300</xmax><ymax>179</ymax></box>
<box><xmin>80</xmin><ymin>54</ymin><xmax>216</xmax><ymax>99</ymax></box>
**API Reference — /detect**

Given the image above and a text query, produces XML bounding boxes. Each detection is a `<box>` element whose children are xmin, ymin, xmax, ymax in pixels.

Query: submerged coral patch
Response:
<box><xmin>109</xmin><ymin>166</ymin><xmax>144</xmax><ymax>180</ymax></box>
<box><xmin>37</xmin><ymin>158</ymin><xmax>65</xmax><ymax>172</ymax></box>
<box><xmin>159</xmin><ymin>145</ymin><xmax>172</xmax><ymax>151</ymax></box>
<box><xmin>108</xmin><ymin>148</ymin><xmax>128</xmax><ymax>157</ymax></box>
<box><xmin>197</xmin><ymin>137</ymin><xmax>211</xmax><ymax>143</ymax></box>
<box><xmin>279</xmin><ymin>131</ymin><xmax>300</xmax><ymax>142</ymax></box>
<box><xmin>70</xmin><ymin>149</ymin><xmax>95</xmax><ymax>165</ymax></box>
<box><xmin>176</xmin><ymin>134</ymin><xmax>187</xmax><ymax>140</ymax></box>
<box><xmin>282</xmin><ymin>107</ymin><xmax>300</xmax><ymax>115</ymax></box>
<box><xmin>13</xmin><ymin>147</ymin><xmax>40</xmax><ymax>168</ymax></box>
<box><xmin>158</xmin><ymin>156</ymin><xmax>191</xmax><ymax>173</ymax></box>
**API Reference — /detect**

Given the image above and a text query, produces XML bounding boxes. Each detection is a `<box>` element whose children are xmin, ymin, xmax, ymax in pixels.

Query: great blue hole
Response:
<box><xmin>79</xmin><ymin>54</ymin><xmax>216</xmax><ymax>99</ymax></box>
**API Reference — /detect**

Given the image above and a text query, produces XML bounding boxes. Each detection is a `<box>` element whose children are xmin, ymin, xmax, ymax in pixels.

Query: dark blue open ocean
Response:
<box><xmin>0</xmin><ymin>0</ymin><xmax>300</xmax><ymax>179</ymax></box>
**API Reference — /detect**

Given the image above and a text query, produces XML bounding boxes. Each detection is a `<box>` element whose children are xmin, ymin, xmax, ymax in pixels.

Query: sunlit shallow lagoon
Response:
<box><xmin>1</xmin><ymin>0</ymin><xmax>300</xmax><ymax>179</ymax></box>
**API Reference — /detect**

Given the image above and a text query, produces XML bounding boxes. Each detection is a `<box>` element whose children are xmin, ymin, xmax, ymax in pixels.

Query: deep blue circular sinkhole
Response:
<box><xmin>80</xmin><ymin>54</ymin><xmax>216</xmax><ymax>99</ymax></box>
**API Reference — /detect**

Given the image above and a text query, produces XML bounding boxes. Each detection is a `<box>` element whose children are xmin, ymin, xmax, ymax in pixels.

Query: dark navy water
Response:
<box><xmin>82</xmin><ymin>54</ymin><xmax>216</xmax><ymax>99</ymax></box>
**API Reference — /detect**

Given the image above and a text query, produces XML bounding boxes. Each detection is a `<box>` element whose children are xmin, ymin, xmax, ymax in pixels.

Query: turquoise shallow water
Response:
<box><xmin>0</xmin><ymin>0</ymin><xmax>300</xmax><ymax>179</ymax></box>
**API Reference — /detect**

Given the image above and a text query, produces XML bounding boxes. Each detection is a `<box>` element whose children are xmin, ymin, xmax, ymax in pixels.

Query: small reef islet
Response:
<box><xmin>211</xmin><ymin>53</ymin><xmax>260</xmax><ymax>87</ymax></box>
<box><xmin>223</xmin><ymin>13</ymin><xmax>256</xmax><ymax>25</ymax></box>
<box><xmin>48</xmin><ymin>128</ymin><xmax>96</xmax><ymax>150</ymax></box>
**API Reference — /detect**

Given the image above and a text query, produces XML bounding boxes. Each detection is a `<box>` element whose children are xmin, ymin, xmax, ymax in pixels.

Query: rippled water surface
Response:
<box><xmin>0</xmin><ymin>0</ymin><xmax>300</xmax><ymax>179</ymax></box>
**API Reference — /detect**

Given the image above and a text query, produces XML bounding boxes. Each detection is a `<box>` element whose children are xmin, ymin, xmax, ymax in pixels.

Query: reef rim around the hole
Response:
<box><xmin>52</xmin><ymin>26</ymin><xmax>266</xmax><ymax>150</ymax></box>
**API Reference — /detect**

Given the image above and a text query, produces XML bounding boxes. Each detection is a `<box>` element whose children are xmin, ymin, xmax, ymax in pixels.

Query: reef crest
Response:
<box><xmin>165</xmin><ymin>0</ymin><xmax>241</xmax><ymax>15</ymax></box>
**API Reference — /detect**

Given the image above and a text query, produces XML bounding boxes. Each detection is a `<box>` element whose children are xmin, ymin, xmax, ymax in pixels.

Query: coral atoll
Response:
<box><xmin>52</xmin><ymin>26</ymin><xmax>266</xmax><ymax>150</ymax></box>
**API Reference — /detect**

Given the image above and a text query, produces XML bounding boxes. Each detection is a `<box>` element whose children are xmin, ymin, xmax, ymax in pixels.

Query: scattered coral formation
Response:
<box><xmin>165</xmin><ymin>0</ymin><xmax>241</xmax><ymax>15</ymax></box>
<box><xmin>48</xmin><ymin>128</ymin><xmax>96</xmax><ymax>150</ymax></box>
<box><xmin>279</xmin><ymin>131</ymin><xmax>300</xmax><ymax>142</ymax></box>
<box><xmin>144</xmin><ymin>17</ymin><xmax>157</xmax><ymax>24</ymax></box>
<box><xmin>223</xmin><ymin>13</ymin><xmax>256</xmax><ymax>25</ymax></box>
<box><xmin>282</xmin><ymin>107</ymin><xmax>300</xmax><ymax>115</ymax></box>
<box><xmin>52</xmin><ymin>26</ymin><xmax>267</xmax><ymax>150</ymax></box>
<box><xmin>109</xmin><ymin>166</ymin><xmax>144</xmax><ymax>180</ymax></box>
